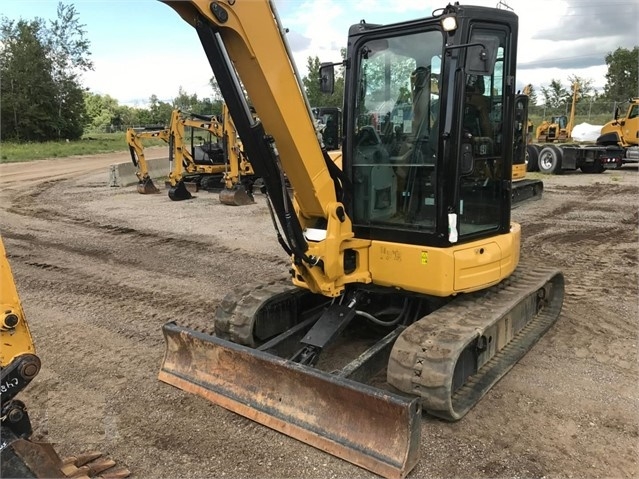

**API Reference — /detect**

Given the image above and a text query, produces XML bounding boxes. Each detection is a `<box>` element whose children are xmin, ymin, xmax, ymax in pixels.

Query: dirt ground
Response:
<box><xmin>1</xmin><ymin>153</ymin><xmax>637</xmax><ymax>479</ymax></box>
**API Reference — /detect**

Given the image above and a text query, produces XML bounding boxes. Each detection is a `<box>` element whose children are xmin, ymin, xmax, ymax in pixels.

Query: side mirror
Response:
<box><xmin>465</xmin><ymin>35</ymin><xmax>499</xmax><ymax>76</ymax></box>
<box><xmin>319</xmin><ymin>63</ymin><xmax>335</xmax><ymax>94</ymax></box>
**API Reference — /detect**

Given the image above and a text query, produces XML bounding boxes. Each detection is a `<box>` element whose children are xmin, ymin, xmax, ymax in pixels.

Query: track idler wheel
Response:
<box><xmin>219</xmin><ymin>185</ymin><xmax>255</xmax><ymax>206</ymax></box>
<box><xmin>168</xmin><ymin>181</ymin><xmax>193</xmax><ymax>201</ymax></box>
<box><xmin>136</xmin><ymin>177</ymin><xmax>160</xmax><ymax>194</ymax></box>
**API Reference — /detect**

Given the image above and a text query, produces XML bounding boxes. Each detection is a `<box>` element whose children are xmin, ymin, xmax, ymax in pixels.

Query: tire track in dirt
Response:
<box><xmin>2</xmin><ymin>160</ymin><xmax>638</xmax><ymax>479</ymax></box>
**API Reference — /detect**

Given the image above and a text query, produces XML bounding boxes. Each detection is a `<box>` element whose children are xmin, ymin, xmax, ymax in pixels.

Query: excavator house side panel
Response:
<box><xmin>159</xmin><ymin>322</ymin><xmax>421</xmax><ymax>479</ymax></box>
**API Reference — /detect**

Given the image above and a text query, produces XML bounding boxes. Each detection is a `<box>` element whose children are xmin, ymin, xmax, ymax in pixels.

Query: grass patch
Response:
<box><xmin>0</xmin><ymin>132</ymin><xmax>166</xmax><ymax>163</ymax></box>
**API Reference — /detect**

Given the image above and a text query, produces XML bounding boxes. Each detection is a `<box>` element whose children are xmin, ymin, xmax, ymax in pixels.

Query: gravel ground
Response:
<box><xmin>1</xmin><ymin>155</ymin><xmax>637</xmax><ymax>479</ymax></box>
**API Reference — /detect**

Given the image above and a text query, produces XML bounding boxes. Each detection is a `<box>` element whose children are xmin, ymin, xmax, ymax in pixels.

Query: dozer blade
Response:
<box><xmin>136</xmin><ymin>177</ymin><xmax>160</xmax><ymax>194</ymax></box>
<box><xmin>159</xmin><ymin>322</ymin><xmax>421</xmax><ymax>479</ymax></box>
<box><xmin>219</xmin><ymin>186</ymin><xmax>255</xmax><ymax>206</ymax></box>
<box><xmin>168</xmin><ymin>181</ymin><xmax>193</xmax><ymax>201</ymax></box>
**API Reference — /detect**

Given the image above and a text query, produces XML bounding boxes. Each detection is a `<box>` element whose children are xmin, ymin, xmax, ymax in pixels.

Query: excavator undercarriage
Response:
<box><xmin>160</xmin><ymin>263</ymin><xmax>563</xmax><ymax>478</ymax></box>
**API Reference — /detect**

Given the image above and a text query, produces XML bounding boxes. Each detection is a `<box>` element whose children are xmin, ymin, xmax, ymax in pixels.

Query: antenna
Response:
<box><xmin>496</xmin><ymin>1</ymin><xmax>514</xmax><ymax>10</ymax></box>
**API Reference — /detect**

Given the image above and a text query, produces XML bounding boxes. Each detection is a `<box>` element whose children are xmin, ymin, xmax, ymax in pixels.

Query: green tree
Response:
<box><xmin>47</xmin><ymin>3</ymin><xmax>93</xmax><ymax>139</ymax></box>
<box><xmin>173</xmin><ymin>86</ymin><xmax>199</xmax><ymax>113</ymax></box>
<box><xmin>0</xmin><ymin>17</ymin><xmax>58</xmax><ymax>141</ymax></box>
<box><xmin>48</xmin><ymin>2</ymin><xmax>93</xmax><ymax>139</ymax></box>
<box><xmin>83</xmin><ymin>92</ymin><xmax>138</xmax><ymax>132</ymax></box>
<box><xmin>147</xmin><ymin>94</ymin><xmax>173</xmax><ymax>126</ymax></box>
<box><xmin>302</xmin><ymin>54</ymin><xmax>344</xmax><ymax>109</ymax></box>
<box><xmin>0</xmin><ymin>3</ymin><xmax>92</xmax><ymax>141</ymax></box>
<box><xmin>540</xmin><ymin>79</ymin><xmax>570</xmax><ymax>110</ymax></box>
<box><xmin>603</xmin><ymin>46</ymin><xmax>639</xmax><ymax>102</ymax></box>
<box><xmin>209</xmin><ymin>76</ymin><xmax>222</xmax><ymax>102</ymax></box>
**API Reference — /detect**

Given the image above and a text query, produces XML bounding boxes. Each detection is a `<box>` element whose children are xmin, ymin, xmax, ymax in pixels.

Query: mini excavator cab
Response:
<box><xmin>341</xmin><ymin>8</ymin><xmax>510</xmax><ymax>247</ymax></box>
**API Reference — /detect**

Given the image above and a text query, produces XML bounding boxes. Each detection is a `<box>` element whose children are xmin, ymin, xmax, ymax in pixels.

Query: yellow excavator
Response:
<box><xmin>127</xmin><ymin>105</ymin><xmax>256</xmax><ymax>205</ymax></box>
<box><xmin>511</xmin><ymin>85</ymin><xmax>543</xmax><ymax>204</ymax></box>
<box><xmin>0</xmin><ymin>237</ymin><xmax>130</xmax><ymax>479</ymax></box>
<box><xmin>157</xmin><ymin>1</ymin><xmax>564</xmax><ymax>478</ymax></box>
<box><xmin>536</xmin><ymin>81</ymin><xmax>579</xmax><ymax>143</ymax></box>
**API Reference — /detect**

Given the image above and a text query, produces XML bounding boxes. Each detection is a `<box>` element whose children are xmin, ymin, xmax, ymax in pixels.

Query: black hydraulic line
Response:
<box><xmin>193</xmin><ymin>15</ymin><xmax>309</xmax><ymax>261</ymax></box>
<box><xmin>321</xmin><ymin>148</ymin><xmax>351</xmax><ymax>207</ymax></box>
<box><xmin>264</xmin><ymin>191</ymin><xmax>293</xmax><ymax>257</ymax></box>
<box><xmin>128</xmin><ymin>146</ymin><xmax>139</xmax><ymax>168</ymax></box>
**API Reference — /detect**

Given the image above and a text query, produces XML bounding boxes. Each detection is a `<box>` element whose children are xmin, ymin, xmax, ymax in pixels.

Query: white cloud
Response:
<box><xmin>80</xmin><ymin>0</ymin><xmax>634</xmax><ymax>104</ymax></box>
<box><xmin>83</xmin><ymin>50</ymin><xmax>215</xmax><ymax>107</ymax></box>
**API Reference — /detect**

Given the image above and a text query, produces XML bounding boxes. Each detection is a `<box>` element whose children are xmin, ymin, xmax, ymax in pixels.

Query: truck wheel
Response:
<box><xmin>538</xmin><ymin>145</ymin><xmax>563</xmax><ymax>174</ymax></box>
<box><xmin>526</xmin><ymin>145</ymin><xmax>540</xmax><ymax>172</ymax></box>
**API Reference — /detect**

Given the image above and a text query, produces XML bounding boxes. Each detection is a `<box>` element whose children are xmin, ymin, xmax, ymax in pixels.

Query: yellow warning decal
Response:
<box><xmin>421</xmin><ymin>251</ymin><xmax>428</xmax><ymax>265</ymax></box>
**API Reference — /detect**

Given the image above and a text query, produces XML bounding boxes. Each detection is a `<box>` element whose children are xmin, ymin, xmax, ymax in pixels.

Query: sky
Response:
<box><xmin>1</xmin><ymin>0</ymin><xmax>637</xmax><ymax>107</ymax></box>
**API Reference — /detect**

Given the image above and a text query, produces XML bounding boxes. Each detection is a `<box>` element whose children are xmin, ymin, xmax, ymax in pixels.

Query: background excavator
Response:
<box><xmin>535</xmin><ymin>81</ymin><xmax>579</xmax><ymax>143</ymax></box>
<box><xmin>0</xmin><ymin>236</ymin><xmax>130</xmax><ymax>479</ymax></box>
<box><xmin>157</xmin><ymin>1</ymin><xmax>564</xmax><ymax>478</ymax></box>
<box><xmin>126</xmin><ymin>125</ymin><xmax>169</xmax><ymax>194</ymax></box>
<box><xmin>127</xmin><ymin>105</ymin><xmax>256</xmax><ymax>205</ymax></box>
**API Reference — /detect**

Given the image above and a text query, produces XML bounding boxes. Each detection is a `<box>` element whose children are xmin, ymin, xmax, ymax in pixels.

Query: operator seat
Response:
<box><xmin>411</xmin><ymin>66</ymin><xmax>430</xmax><ymax>136</ymax></box>
<box><xmin>464</xmin><ymin>75</ymin><xmax>493</xmax><ymax>138</ymax></box>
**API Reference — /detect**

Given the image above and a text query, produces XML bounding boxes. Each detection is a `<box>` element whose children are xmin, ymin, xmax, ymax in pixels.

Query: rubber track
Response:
<box><xmin>214</xmin><ymin>276</ymin><xmax>295</xmax><ymax>346</ymax></box>
<box><xmin>387</xmin><ymin>262</ymin><xmax>564</xmax><ymax>421</ymax></box>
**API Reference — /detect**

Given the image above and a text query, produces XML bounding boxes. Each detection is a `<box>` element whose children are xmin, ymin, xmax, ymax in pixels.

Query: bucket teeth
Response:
<box><xmin>59</xmin><ymin>451</ymin><xmax>130</xmax><ymax>479</ymax></box>
<box><xmin>74</xmin><ymin>452</ymin><xmax>103</xmax><ymax>467</ymax></box>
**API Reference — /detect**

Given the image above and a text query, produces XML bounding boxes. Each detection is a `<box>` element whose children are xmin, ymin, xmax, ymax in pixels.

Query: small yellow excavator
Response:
<box><xmin>535</xmin><ymin>81</ymin><xmax>579</xmax><ymax>143</ymax></box>
<box><xmin>511</xmin><ymin>84</ymin><xmax>543</xmax><ymax>204</ymax></box>
<box><xmin>0</xmin><ymin>236</ymin><xmax>130</xmax><ymax>479</ymax></box>
<box><xmin>127</xmin><ymin>105</ymin><xmax>256</xmax><ymax>205</ymax></box>
<box><xmin>157</xmin><ymin>1</ymin><xmax>564</xmax><ymax>478</ymax></box>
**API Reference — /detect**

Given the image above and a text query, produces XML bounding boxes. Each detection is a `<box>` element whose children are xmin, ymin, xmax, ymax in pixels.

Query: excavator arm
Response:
<box><xmin>126</xmin><ymin>126</ymin><xmax>170</xmax><ymax>194</ymax></box>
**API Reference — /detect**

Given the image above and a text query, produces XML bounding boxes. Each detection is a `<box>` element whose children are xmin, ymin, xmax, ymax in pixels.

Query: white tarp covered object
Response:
<box><xmin>572</xmin><ymin>122</ymin><xmax>603</xmax><ymax>142</ymax></box>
